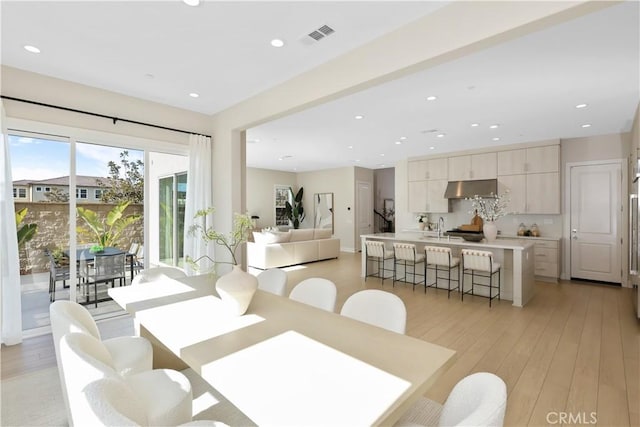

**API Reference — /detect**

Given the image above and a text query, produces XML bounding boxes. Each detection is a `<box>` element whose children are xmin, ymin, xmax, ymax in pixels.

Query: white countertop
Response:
<box><xmin>362</xmin><ymin>232</ymin><xmax>534</xmax><ymax>250</ymax></box>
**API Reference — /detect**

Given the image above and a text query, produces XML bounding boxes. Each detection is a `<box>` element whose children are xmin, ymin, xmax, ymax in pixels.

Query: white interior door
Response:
<box><xmin>570</xmin><ymin>162</ymin><xmax>622</xmax><ymax>283</ymax></box>
<box><xmin>357</xmin><ymin>181</ymin><xmax>373</xmax><ymax>246</ymax></box>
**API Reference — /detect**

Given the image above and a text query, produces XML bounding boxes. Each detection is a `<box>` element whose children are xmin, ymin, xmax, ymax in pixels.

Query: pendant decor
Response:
<box><xmin>215</xmin><ymin>265</ymin><xmax>258</xmax><ymax>316</ymax></box>
<box><xmin>483</xmin><ymin>221</ymin><xmax>498</xmax><ymax>243</ymax></box>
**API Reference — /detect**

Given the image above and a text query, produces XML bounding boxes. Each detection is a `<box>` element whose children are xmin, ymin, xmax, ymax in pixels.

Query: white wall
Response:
<box><xmin>297</xmin><ymin>167</ymin><xmax>356</xmax><ymax>251</ymax></box>
<box><xmin>246</xmin><ymin>168</ymin><xmax>296</xmax><ymax>229</ymax></box>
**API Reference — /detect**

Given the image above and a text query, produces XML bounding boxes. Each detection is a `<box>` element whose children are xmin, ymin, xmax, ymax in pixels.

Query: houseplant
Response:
<box><xmin>186</xmin><ymin>207</ymin><xmax>257</xmax><ymax>315</ymax></box>
<box><xmin>285</xmin><ymin>187</ymin><xmax>305</xmax><ymax>229</ymax></box>
<box><xmin>76</xmin><ymin>201</ymin><xmax>141</xmax><ymax>248</ymax></box>
<box><xmin>467</xmin><ymin>192</ymin><xmax>510</xmax><ymax>242</ymax></box>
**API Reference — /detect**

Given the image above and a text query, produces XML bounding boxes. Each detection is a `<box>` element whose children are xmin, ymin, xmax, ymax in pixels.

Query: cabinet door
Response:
<box><xmin>526</xmin><ymin>172</ymin><xmax>560</xmax><ymax>214</ymax></box>
<box><xmin>471</xmin><ymin>152</ymin><xmax>497</xmax><ymax>180</ymax></box>
<box><xmin>408</xmin><ymin>160</ymin><xmax>428</xmax><ymax>181</ymax></box>
<box><xmin>526</xmin><ymin>145</ymin><xmax>559</xmax><ymax>173</ymax></box>
<box><xmin>498</xmin><ymin>175</ymin><xmax>526</xmax><ymax>214</ymax></box>
<box><xmin>408</xmin><ymin>181</ymin><xmax>428</xmax><ymax>212</ymax></box>
<box><xmin>497</xmin><ymin>149</ymin><xmax>526</xmax><ymax>175</ymax></box>
<box><xmin>448</xmin><ymin>156</ymin><xmax>471</xmax><ymax>181</ymax></box>
<box><xmin>427</xmin><ymin>179</ymin><xmax>450</xmax><ymax>213</ymax></box>
<box><xmin>427</xmin><ymin>158</ymin><xmax>448</xmax><ymax>180</ymax></box>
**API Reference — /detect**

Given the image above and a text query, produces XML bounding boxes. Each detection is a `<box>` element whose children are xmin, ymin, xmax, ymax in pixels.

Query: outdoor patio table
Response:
<box><xmin>65</xmin><ymin>247</ymin><xmax>136</xmax><ymax>281</ymax></box>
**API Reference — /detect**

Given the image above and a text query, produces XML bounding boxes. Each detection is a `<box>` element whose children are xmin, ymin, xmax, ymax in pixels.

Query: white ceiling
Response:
<box><xmin>2</xmin><ymin>1</ymin><xmax>639</xmax><ymax>173</ymax></box>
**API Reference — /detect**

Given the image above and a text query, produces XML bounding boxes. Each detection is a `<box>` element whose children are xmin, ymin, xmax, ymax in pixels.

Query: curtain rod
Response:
<box><xmin>0</xmin><ymin>95</ymin><xmax>211</xmax><ymax>138</ymax></box>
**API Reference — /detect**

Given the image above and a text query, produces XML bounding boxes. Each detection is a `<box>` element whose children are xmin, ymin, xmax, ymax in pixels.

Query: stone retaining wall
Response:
<box><xmin>15</xmin><ymin>202</ymin><xmax>144</xmax><ymax>274</ymax></box>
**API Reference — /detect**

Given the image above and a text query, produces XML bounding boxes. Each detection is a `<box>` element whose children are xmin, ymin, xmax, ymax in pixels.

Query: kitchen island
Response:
<box><xmin>361</xmin><ymin>232</ymin><xmax>535</xmax><ymax>307</ymax></box>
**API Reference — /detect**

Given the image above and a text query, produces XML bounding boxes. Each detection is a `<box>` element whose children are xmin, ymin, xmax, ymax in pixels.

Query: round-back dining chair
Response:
<box><xmin>288</xmin><ymin>278</ymin><xmax>337</xmax><ymax>312</ymax></box>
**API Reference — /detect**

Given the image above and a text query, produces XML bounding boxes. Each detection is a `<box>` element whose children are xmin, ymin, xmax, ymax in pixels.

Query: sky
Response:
<box><xmin>9</xmin><ymin>135</ymin><xmax>144</xmax><ymax>181</ymax></box>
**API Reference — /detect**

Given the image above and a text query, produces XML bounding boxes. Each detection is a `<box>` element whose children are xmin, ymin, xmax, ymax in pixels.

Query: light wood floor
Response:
<box><xmin>2</xmin><ymin>252</ymin><xmax>639</xmax><ymax>426</ymax></box>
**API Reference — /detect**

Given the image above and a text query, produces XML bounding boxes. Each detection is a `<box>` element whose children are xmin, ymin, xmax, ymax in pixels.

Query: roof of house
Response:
<box><xmin>12</xmin><ymin>175</ymin><xmax>108</xmax><ymax>187</ymax></box>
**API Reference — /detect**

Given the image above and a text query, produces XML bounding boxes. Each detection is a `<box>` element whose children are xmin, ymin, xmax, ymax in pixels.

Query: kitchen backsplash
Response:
<box><xmin>401</xmin><ymin>199</ymin><xmax>563</xmax><ymax>238</ymax></box>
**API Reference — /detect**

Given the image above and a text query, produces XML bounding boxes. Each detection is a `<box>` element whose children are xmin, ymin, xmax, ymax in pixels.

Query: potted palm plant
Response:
<box><xmin>285</xmin><ymin>187</ymin><xmax>305</xmax><ymax>229</ymax></box>
<box><xmin>76</xmin><ymin>201</ymin><xmax>141</xmax><ymax>250</ymax></box>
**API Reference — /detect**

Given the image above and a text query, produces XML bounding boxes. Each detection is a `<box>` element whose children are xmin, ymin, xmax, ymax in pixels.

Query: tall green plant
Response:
<box><xmin>285</xmin><ymin>187</ymin><xmax>305</xmax><ymax>229</ymax></box>
<box><xmin>15</xmin><ymin>208</ymin><xmax>37</xmax><ymax>248</ymax></box>
<box><xmin>76</xmin><ymin>201</ymin><xmax>141</xmax><ymax>248</ymax></box>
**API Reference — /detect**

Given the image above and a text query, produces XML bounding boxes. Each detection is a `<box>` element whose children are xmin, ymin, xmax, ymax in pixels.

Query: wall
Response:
<box><xmin>246</xmin><ymin>168</ymin><xmax>297</xmax><ymax>229</ymax></box>
<box><xmin>14</xmin><ymin>202</ymin><xmax>143</xmax><ymax>274</ymax></box>
<box><xmin>297</xmin><ymin>167</ymin><xmax>356</xmax><ymax>251</ymax></box>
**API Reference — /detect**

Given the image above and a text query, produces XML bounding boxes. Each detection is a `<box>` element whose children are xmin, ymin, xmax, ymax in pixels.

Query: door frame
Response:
<box><xmin>563</xmin><ymin>159</ymin><xmax>628</xmax><ymax>286</ymax></box>
<box><xmin>355</xmin><ymin>180</ymin><xmax>373</xmax><ymax>251</ymax></box>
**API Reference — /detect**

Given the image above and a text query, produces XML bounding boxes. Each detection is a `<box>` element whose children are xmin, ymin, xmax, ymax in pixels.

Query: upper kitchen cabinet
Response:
<box><xmin>407</xmin><ymin>180</ymin><xmax>449</xmax><ymax>213</ymax></box>
<box><xmin>526</xmin><ymin>172</ymin><xmax>560</xmax><ymax>214</ymax></box>
<box><xmin>526</xmin><ymin>145</ymin><xmax>559</xmax><ymax>173</ymax></box>
<box><xmin>449</xmin><ymin>153</ymin><xmax>497</xmax><ymax>181</ymax></box>
<box><xmin>498</xmin><ymin>175</ymin><xmax>526</xmax><ymax>213</ymax></box>
<box><xmin>498</xmin><ymin>145</ymin><xmax>559</xmax><ymax>175</ymax></box>
<box><xmin>408</xmin><ymin>160</ymin><xmax>428</xmax><ymax>181</ymax></box>
<box><xmin>408</xmin><ymin>158</ymin><xmax>448</xmax><ymax>181</ymax></box>
<box><xmin>408</xmin><ymin>181</ymin><xmax>427</xmax><ymax>212</ymax></box>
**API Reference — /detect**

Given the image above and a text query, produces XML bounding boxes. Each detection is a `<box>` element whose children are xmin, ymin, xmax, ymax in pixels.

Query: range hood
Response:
<box><xmin>444</xmin><ymin>179</ymin><xmax>498</xmax><ymax>199</ymax></box>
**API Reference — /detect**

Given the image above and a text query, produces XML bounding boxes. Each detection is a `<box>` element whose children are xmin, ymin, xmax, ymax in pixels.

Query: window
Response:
<box><xmin>44</xmin><ymin>187</ymin><xmax>51</xmax><ymax>192</ymax></box>
<box><xmin>94</xmin><ymin>189</ymin><xmax>103</xmax><ymax>199</ymax></box>
<box><xmin>76</xmin><ymin>188</ymin><xmax>88</xmax><ymax>199</ymax></box>
<box><xmin>159</xmin><ymin>172</ymin><xmax>187</xmax><ymax>266</ymax></box>
<box><xmin>36</xmin><ymin>186</ymin><xmax>42</xmax><ymax>192</ymax></box>
<box><xmin>13</xmin><ymin>187</ymin><xmax>27</xmax><ymax>199</ymax></box>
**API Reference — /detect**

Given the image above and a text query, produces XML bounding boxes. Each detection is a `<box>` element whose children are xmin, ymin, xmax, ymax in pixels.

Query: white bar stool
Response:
<box><xmin>424</xmin><ymin>246</ymin><xmax>460</xmax><ymax>298</ymax></box>
<box><xmin>461</xmin><ymin>249</ymin><xmax>501</xmax><ymax>306</ymax></box>
<box><xmin>393</xmin><ymin>243</ymin><xmax>425</xmax><ymax>290</ymax></box>
<box><xmin>365</xmin><ymin>241</ymin><xmax>394</xmax><ymax>284</ymax></box>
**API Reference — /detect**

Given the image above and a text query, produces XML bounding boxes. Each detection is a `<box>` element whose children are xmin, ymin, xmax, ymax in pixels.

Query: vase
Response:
<box><xmin>418</xmin><ymin>222</ymin><xmax>426</xmax><ymax>231</ymax></box>
<box><xmin>483</xmin><ymin>221</ymin><xmax>498</xmax><ymax>243</ymax></box>
<box><xmin>215</xmin><ymin>265</ymin><xmax>258</xmax><ymax>315</ymax></box>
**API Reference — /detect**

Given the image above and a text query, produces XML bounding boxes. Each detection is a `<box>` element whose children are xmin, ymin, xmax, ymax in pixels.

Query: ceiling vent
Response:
<box><xmin>301</xmin><ymin>24</ymin><xmax>335</xmax><ymax>45</ymax></box>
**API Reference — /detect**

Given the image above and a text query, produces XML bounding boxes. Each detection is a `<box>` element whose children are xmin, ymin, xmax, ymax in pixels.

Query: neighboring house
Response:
<box><xmin>12</xmin><ymin>175</ymin><xmax>108</xmax><ymax>203</ymax></box>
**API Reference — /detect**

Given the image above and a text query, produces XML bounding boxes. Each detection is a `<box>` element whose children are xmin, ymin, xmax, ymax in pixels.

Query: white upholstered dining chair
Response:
<box><xmin>340</xmin><ymin>289</ymin><xmax>407</xmax><ymax>334</ymax></box>
<box><xmin>257</xmin><ymin>268</ymin><xmax>288</xmax><ymax>296</ymax></box>
<box><xmin>50</xmin><ymin>300</ymin><xmax>153</xmax><ymax>425</ymax></box>
<box><xmin>289</xmin><ymin>278</ymin><xmax>337</xmax><ymax>312</ymax></box>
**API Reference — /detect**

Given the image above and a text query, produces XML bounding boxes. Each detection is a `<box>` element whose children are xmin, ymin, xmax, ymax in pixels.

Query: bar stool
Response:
<box><xmin>424</xmin><ymin>246</ymin><xmax>460</xmax><ymax>298</ymax></box>
<box><xmin>364</xmin><ymin>241</ymin><xmax>394</xmax><ymax>284</ymax></box>
<box><xmin>393</xmin><ymin>243</ymin><xmax>425</xmax><ymax>290</ymax></box>
<box><xmin>461</xmin><ymin>249</ymin><xmax>501</xmax><ymax>307</ymax></box>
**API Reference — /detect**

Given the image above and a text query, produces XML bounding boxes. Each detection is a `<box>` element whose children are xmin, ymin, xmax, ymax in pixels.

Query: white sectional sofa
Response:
<box><xmin>247</xmin><ymin>228</ymin><xmax>340</xmax><ymax>269</ymax></box>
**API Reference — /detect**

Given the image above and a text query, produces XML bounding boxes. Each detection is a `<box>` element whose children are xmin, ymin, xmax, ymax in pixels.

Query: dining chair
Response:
<box><xmin>340</xmin><ymin>289</ymin><xmax>406</xmax><ymax>334</ymax></box>
<box><xmin>50</xmin><ymin>300</ymin><xmax>153</xmax><ymax>424</ymax></box>
<box><xmin>83</xmin><ymin>253</ymin><xmax>126</xmax><ymax>307</ymax></box>
<box><xmin>257</xmin><ymin>268</ymin><xmax>288</xmax><ymax>296</ymax></box>
<box><xmin>45</xmin><ymin>249</ymin><xmax>70</xmax><ymax>302</ymax></box>
<box><xmin>289</xmin><ymin>278</ymin><xmax>337</xmax><ymax>312</ymax></box>
<box><xmin>60</xmin><ymin>332</ymin><xmax>193</xmax><ymax>427</ymax></box>
<box><xmin>395</xmin><ymin>372</ymin><xmax>507</xmax><ymax>427</ymax></box>
<box><xmin>131</xmin><ymin>266</ymin><xmax>187</xmax><ymax>286</ymax></box>
<box><xmin>80</xmin><ymin>377</ymin><xmax>226</xmax><ymax>427</ymax></box>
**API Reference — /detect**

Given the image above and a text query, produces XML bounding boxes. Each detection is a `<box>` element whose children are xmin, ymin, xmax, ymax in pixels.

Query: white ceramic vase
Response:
<box><xmin>483</xmin><ymin>221</ymin><xmax>498</xmax><ymax>243</ymax></box>
<box><xmin>215</xmin><ymin>265</ymin><xmax>258</xmax><ymax>316</ymax></box>
<box><xmin>418</xmin><ymin>222</ymin><xmax>426</xmax><ymax>231</ymax></box>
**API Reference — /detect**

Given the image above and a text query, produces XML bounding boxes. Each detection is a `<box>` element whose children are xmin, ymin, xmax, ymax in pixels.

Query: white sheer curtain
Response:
<box><xmin>0</xmin><ymin>104</ymin><xmax>22</xmax><ymax>344</ymax></box>
<box><xmin>183</xmin><ymin>134</ymin><xmax>214</xmax><ymax>276</ymax></box>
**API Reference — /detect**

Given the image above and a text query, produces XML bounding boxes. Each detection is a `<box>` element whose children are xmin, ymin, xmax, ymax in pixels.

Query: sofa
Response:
<box><xmin>247</xmin><ymin>228</ymin><xmax>340</xmax><ymax>269</ymax></box>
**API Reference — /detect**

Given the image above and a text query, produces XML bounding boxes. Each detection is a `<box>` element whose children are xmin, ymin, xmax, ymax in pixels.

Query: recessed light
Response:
<box><xmin>270</xmin><ymin>39</ymin><xmax>285</xmax><ymax>48</ymax></box>
<box><xmin>575</xmin><ymin>103</ymin><xmax>588</xmax><ymax>109</ymax></box>
<box><xmin>581</xmin><ymin>124</ymin><xmax>592</xmax><ymax>128</ymax></box>
<box><xmin>354</xmin><ymin>115</ymin><xmax>364</xmax><ymax>120</ymax></box>
<box><xmin>492</xmin><ymin>137</ymin><xmax>500</xmax><ymax>141</ymax></box>
<box><xmin>183</xmin><ymin>0</ymin><xmax>200</xmax><ymax>6</ymax></box>
<box><xmin>355</xmin><ymin>159</ymin><xmax>361</xmax><ymax>163</ymax></box>
<box><xmin>24</xmin><ymin>45</ymin><xmax>40</xmax><ymax>53</ymax></box>
<box><xmin>395</xmin><ymin>141</ymin><xmax>402</xmax><ymax>145</ymax></box>
<box><xmin>489</xmin><ymin>124</ymin><xmax>499</xmax><ymax>129</ymax></box>
<box><xmin>436</xmin><ymin>133</ymin><xmax>445</xmax><ymax>138</ymax></box>
<box><xmin>378</xmin><ymin>164</ymin><xmax>386</xmax><ymax>167</ymax></box>
<box><xmin>380</xmin><ymin>154</ymin><xmax>385</xmax><ymax>157</ymax></box>
<box><xmin>347</xmin><ymin>145</ymin><xmax>353</xmax><ymax>149</ymax></box>
<box><xmin>471</xmin><ymin>123</ymin><xmax>479</xmax><ymax>127</ymax></box>
<box><xmin>399</xmin><ymin>136</ymin><xmax>407</xmax><ymax>140</ymax></box>
<box><xmin>426</xmin><ymin>96</ymin><xmax>438</xmax><ymax>101</ymax></box>
<box><xmin>429</xmin><ymin>146</ymin><xmax>435</xmax><ymax>150</ymax></box>
<box><xmin>189</xmin><ymin>92</ymin><xmax>199</xmax><ymax>98</ymax></box>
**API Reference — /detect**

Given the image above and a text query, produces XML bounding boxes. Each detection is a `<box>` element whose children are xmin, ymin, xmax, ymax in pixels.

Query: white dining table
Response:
<box><xmin>109</xmin><ymin>274</ymin><xmax>456</xmax><ymax>426</ymax></box>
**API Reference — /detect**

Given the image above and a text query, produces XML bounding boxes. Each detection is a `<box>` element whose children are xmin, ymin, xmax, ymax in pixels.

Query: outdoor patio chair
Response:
<box><xmin>45</xmin><ymin>249</ymin><xmax>70</xmax><ymax>302</ymax></box>
<box><xmin>81</xmin><ymin>253</ymin><xmax>126</xmax><ymax>307</ymax></box>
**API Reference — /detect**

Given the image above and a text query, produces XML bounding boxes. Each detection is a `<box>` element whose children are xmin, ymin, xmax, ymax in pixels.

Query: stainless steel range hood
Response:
<box><xmin>444</xmin><ymin>179</ymin><xmax>498</xmax><ymax>199</ymax></box>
